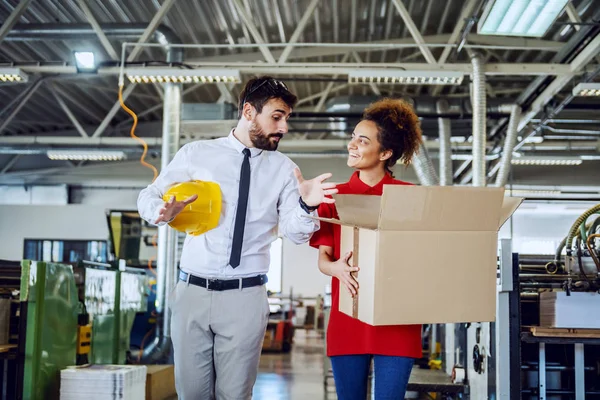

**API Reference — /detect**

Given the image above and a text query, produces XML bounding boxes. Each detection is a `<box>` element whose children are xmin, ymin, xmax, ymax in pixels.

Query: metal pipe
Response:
<box><xmin>495</xmin><ymin>104</ymin><xmax>521</xmax><ymax>187</ymax></box>
<box><xmin>437</xmin><ymin>99</ymin><xmax>452</xmax><ymax>186</ymax></box>
<box><xmin>325</xmin><ymin>95</ymin><xmax>512</xmax><ymax>116</ymax></box>
<box><xmin>6</xmin><ymin>23</ymin><xmax>182</xmax><ymax>61</ymax></box>
<box><xmin>470</xmin><ymin>52</ymin><xmax>487</xmax><ymax>187</ymax></box>
<box><xmin>139</xmin><ymin>62</ymin><xmax>183</xmax><ymax>362</ymax></box>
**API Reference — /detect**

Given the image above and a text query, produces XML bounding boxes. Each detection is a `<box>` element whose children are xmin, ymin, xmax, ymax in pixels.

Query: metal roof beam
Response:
<box><xmin>50</xmin><ymin>84</ymin><xmax>89</xmax><ymax>138</ymax></box>
<box><xmin>76</xmin><ymin>0</ymin><xmax>119</xmax><ymax>60</ymax></box>
<box><xmin>278</xmin><ymin>0</ymin><xmax>320</xmax><ymax>64</ymax></box>
<box><xmin>0</xmin><ymin>0</ymin><xmax>33</xmax><ymax>44</ymax></box>
<box><xmin>0</xmin><ymin>77</ymin><xmax>45</xmax><ymax>135</ymax></box>
<box><xmin>20</xmin><ymin>63</ymin><xmax>578</xmax><ymax>76</ymax></box>
<box><xmin>518</xmin><ymin>33</ymin><xmax>600</xmax><ymax>133</ymax></box>
<box><xmin>231</xmin><ymin>0</ymin><xmax>276</xmax><ymax>63</ymax></box>
<box><xmin>184</xmin><ymin>35</ymin><xmax>563</xmax><ymax>63</ymax></box>
<box><xmin>565</xmin><ymin>2</ymin><xmax>582</xmax><ymax>32</ymax></box>
<box><xmin>126</xmin><ymin>0</ymin><xmax>177</xmax><ymax>62</ymax></box>
<box><xmin>0</xmin><ymin>155</ymin><xmax>21</xmax><ymax>174</ymax></box>
<box><xmin>437</xmin><ymin>0</ymin><xmax>479</xmax><ymax>64</ymax></box>
<box><xmin>390</xmin><ymin>0</ymin><xmax>436</xmax><ymax>64</ymax></box>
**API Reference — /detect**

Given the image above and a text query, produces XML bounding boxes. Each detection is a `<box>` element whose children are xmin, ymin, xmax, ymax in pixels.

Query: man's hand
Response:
<box><xmin>294</xmin><ymin>168</ymin><xmax>338</xmax><ymax>207</ymax></box>
<box><xmin>154</xmin><ymin>194</ymin><xmax>198</xmax><ymax>224</ymax></box>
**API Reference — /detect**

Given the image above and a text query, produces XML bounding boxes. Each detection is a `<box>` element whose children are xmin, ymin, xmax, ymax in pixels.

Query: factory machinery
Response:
<box><xmin>434</xmin><ymin>202</ymin><xmax>600</xmax><ymax>399</ymax></box>
<box><xmin>0</xmin><ymin>210</ymin><xmax>150</xmax><ymax>400</ymax></box>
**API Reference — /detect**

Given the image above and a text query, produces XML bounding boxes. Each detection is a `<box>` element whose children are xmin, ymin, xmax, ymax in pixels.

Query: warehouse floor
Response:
<box><xmin>253</xmin><ymin>329</ymin><xmax>333</xmax><ymax>400</ymax></box>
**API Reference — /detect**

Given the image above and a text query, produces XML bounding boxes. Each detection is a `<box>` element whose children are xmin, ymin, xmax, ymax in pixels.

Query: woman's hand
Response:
<box><xmin>331</xmin><ymin>251</ymin><xmax>360</xmax><ymax>297</ymax></box>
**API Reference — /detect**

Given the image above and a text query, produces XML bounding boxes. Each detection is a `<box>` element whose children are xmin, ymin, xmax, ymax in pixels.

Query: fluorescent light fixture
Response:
<box><xmin>517</xmin><ymin>135</ymin><xmax>544</xmax><ymax>144</ymax></box>
<box><xmin>348</xmin><ymin>70</ymin><xmax>464</xmax><ymax>85</ymax></box>
<box><xmin>572</xmin><ymin>82</ymin><xmax>600</xmax><ymax>97</ymax></box>
<box><xmin>0</xmin><ymin>67</ymin><xmax>28</xmax><ymax>83</ymax></box>
<box><xmin>478</xmin><ymin>0</ymin><xmax>569</xmax><ymax>37</ymax></box>
<box><xmin>74</xmin><ymin>51</ymin><xmax>97</xmax><ymax>73</ymax></box>
<box><xmin>126</xmin><ymin>68</ymin><xmax>241</xmax><ymax>84</ymax></box>
<box><xmin>47</xmin><ymin>150</ymin><xmax>127</xmax><ymax>161</ymax></box>
<box><xmin>506</xmin><ymin>189</ymin><xmax>562</xmax><ymax>196</ymax></box>
<box><xmin>511</xmin><ymin>157</ymin><xmax>582</xmax><ymax>166</ymax></box>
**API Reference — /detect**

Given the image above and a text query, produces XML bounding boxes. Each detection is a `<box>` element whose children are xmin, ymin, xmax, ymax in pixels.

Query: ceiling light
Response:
<box><xmin>47</xmin><ymin>150</ymin><xmax>127</xmax><ymax>161</ymax></box>
<box><xmin>126</xmin><ymin>68</ymin><xmax>241</xmax><ymax>84</ymax></box>
<box><xmin>478</xmin><ymin>0</ymin><xmax>569</xmax><ymax>38</ymax></box>
<box><xmin>517</xmin><ymin>135</ymin><xmax>544</xmax><ymax>144</ymax></box>
<box><xmin>74</xmin><ymin>51</ymin><xmax>97</xmax><ymax>73</ymax></box>
<box><xmin>572</xmin><ymin>82</ymin><xmax>600</xmax><ymax>97</ymax></box>
<box><xmin>0</xmin><ymin>67</ymin><xmax>28</xmax><ymax>83</ymax></box>
<box><xmin>348</xmin><ymin>70</ymin><xmax>464</xmax><ymax>85</ymax></box>
<box><xmin>506</xmin><ymin>189</ymin><xmax>562</xmax><ymax>196</ymax></box>
<box><xmin>511</xmin><ymin>157</ymin><xmax>582</xmax><ymax>166</ymax></box>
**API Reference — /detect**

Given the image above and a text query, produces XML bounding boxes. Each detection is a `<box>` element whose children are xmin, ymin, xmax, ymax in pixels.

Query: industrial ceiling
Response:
<box><xmin>0</xmin><ymin>0</ymin><xmax>599</xmax><ymax>193</ymax></box>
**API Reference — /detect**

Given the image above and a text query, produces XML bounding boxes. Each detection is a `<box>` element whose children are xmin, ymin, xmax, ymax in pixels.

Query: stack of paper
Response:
<box><xmin>60</xmin><ymin>365</ymin><xmax>147</xmax><ymax>400</ymax></box>
<box><xmin>540</xmin><ymin>291</ymin><xmax>600</xmax><ymax>329</ymax></box>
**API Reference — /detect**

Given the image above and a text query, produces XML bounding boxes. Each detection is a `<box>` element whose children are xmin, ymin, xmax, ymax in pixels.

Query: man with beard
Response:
<box><xmin>137</xmin><ymin>76</ymin><xmax>337</xmax><ymax>400</ymax></box>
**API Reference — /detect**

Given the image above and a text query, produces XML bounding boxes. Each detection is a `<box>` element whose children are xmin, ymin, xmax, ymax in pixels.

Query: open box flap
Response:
<box><xmin>331</xmin><ymin>194</ymin><xmax>381</xmax><ymax>229</ymax></box>
<box><xmin>498</xmin><ymin>196</ymin><xmax>524</xmax><ymax>229</ymax></box>
<box><xmin>377</xmin><ymin>185</ymin><xmax>506</xmax><ymax>231</ymax></box>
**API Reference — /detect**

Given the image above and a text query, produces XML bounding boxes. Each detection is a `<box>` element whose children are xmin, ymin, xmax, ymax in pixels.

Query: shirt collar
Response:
<box><xmin>228</xmin><ymin>129</ymin><xmax>263</xmax><ymax>157</ymax></box>
<box><xmin>347</xmin><ymin>171</ymin><xmax>395</xmax><ymax>194</ymax></box>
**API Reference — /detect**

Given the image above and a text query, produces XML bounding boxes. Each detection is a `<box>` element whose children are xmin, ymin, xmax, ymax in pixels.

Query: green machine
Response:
<box><xmin>19</xmin><ymin>260</ymin><xmax>79</xmax><ymax>400</ymax></box>
<box><xmin>83</xmin><ymin>265</ymin><xmax>147</xmax><ymax>365</ymax></box>
<box><xmin>13</xmin><ymin>260</ymin><xmax>147</xmax><ymax>400</ymax></box>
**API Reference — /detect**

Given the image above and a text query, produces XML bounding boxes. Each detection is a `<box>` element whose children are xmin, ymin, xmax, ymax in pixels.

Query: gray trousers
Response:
<box><xmin>169</xmin><ymin>279</ymin><xmax>270</xmax><ymax>400</ymax></box>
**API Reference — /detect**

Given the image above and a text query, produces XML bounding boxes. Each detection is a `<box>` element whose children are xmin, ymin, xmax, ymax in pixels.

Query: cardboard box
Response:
<box><xmin>145</xmin><ymin>365</ymin><xmax>176</xmax><ymax>400</ymax></box>
<box><xmin>313</xmin><ymin>185</ymin><xmax>522</xmax><ymax>326</ymax></box>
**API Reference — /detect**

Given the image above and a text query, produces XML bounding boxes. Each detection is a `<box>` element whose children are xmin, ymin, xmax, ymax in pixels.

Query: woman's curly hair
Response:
<box><xmin>362</xmin><ymin>98</ymin><xmax>423</xmax><ymax>175</ymax></box>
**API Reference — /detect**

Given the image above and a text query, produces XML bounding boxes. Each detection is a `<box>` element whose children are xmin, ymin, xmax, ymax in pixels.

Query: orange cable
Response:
<box><xmin>118</xmin><ymin>84</ymin><xmax>158</xmax><ymax>182</ymax></box>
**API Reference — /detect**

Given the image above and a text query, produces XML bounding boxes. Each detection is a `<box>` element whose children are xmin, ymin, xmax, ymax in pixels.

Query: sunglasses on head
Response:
<box><xmin>242</xmin><ymin>78</ymin><xmax>289</xmax><ymax>105</ymax></box>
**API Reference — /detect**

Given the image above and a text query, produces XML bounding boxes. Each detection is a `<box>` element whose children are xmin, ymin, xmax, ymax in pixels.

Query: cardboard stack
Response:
<box><xmin>540</xmin><ymin>291</ymin><xmax>600</xmax><ymax>329</ymax></box>
<box><xmin>313</xmin><ymin>185</ymin><xmax>522</xmax><ymax>326</ymax></box>
<box><xmin>60</xmin><ymin>365</ymin><xmax>147</xmax><ymax>400</ymax></box>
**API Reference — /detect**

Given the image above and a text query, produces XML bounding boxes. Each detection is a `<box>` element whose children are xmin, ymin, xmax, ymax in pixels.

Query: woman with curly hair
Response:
<box><xmin>310</xmin><ymin>98</ymin><xmax>423</xmax><ymax>400</ymax></box>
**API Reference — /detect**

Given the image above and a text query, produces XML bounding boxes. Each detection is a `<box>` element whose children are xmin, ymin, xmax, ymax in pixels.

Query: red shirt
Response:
<box><xmin>310</xmin><ymin>171</ymin><xmax>422</xmax><ymax>358</ymax></box>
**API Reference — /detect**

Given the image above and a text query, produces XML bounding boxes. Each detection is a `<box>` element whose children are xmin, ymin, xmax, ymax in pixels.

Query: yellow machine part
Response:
<box><xmin>77</xmin><ymin>325</ymin><xmax>92</xmax><ymax>355</ymax></box>
<box><xmin>163</xmin><ymin>180</ymin><xmax>222</xmax><ymax>236</ymax></box>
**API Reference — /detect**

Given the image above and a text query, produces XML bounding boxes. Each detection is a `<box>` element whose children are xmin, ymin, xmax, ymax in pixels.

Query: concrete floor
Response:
<box><xmin>253</xmin><ymin>329</ymin><xmax>334</xmax><ymax>400</ymax></box>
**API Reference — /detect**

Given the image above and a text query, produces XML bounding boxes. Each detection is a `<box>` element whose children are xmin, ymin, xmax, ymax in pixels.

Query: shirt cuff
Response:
<box><xmin>295</xmin><ymin>203</ymin><xmax>318</xmax><ymax>224</ymax></box>
<box><xmin>152</xmin><ymin>205</ymin><xmax>174</xmax><ymax>226</ymax></box>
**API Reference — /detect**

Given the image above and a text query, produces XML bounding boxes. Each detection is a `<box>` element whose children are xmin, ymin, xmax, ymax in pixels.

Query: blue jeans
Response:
<box><xmin>330</xmin><ymin>354</ymin><xmax>414</xmax><ymax>400</ymax></box>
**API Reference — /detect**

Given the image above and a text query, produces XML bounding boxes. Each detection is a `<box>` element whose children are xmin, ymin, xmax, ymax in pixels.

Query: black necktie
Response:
<box><xmin>229</xmin><ymin>148</ymin><xmax>251</xmax><ymax>268</ymax></box>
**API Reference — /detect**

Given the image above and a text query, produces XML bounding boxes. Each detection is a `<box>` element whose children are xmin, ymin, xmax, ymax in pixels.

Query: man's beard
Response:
<box><xmin>249</xmin><ymin>120</ymin><xmax>283</xmax><ymax>151</ymax></box>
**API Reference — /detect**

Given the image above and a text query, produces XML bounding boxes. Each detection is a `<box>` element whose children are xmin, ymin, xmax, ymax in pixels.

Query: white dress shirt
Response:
<box><xmin>137</xmin><ymin>131</ymin><xmax>319</xmax><ymax>278</ymax></box>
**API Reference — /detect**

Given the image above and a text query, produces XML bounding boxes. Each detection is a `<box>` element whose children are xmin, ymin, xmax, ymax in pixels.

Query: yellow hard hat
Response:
<box><xmin>162</xmin><ymin>180</ymin><xmax>222</xmax><ymax>236</ymax></box>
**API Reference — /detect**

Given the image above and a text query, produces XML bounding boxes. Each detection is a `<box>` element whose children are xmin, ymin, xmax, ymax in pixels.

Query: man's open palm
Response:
<box><xmin>154</xmin><ymin>194</ymin><xmax>198</xmax><ymax>224</ymax></box>
<box><xmin>294</xmin><ymin>168</ymin><xmax>338</xmax><ymax>207</ymax></box>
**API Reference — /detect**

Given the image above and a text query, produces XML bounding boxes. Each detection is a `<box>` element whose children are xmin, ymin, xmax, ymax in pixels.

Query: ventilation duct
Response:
<box><xmin>470</xmin><ymin>52</ymin><xmax>487</xmax><ymax>187</ymax></box>
<box><xmin>412</xmin><ymin>144</ymin><xmax>439</xmax><ymax>186</ymax></box>
<box><xmin>495</xmin><ymin>105</ymin><xmax>522</xmax><ymax>187</ymax></box>
<box><xmin>325</xmin><ymin>95</ymin><xmax>512</xmax><ymax>116</ymax></box>
<box><xmin>437</xmin><ymin>99</ymin><xmax>453</xmax><ymax>186</ymax></box>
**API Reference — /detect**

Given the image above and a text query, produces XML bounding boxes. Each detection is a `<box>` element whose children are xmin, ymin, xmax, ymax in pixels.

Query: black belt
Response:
<box><xmin>179</xmin><ymin>271</ymin><xmax>268</xmax><ymax>291</ymax></box>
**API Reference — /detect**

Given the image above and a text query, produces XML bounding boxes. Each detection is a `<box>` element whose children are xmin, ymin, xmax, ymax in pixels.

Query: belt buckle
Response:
<box><xmin>206</xmin><ymin>279</ymin><xmax>222</xmax><ymax>291</ymax></box>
